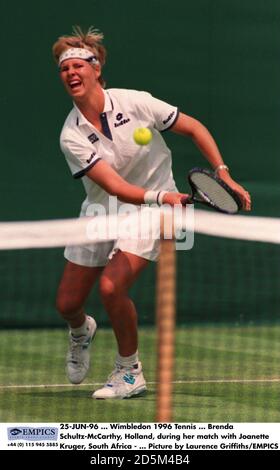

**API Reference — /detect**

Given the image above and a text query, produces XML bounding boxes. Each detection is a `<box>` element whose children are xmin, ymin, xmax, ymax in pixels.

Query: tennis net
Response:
<box><xmin>0</xmin><ymin>209</ymin><xmax>279</xmax><ymax>328</ymax></box>
<box><xmin>0</xmin><ymin>209</ymin><xmax>279</xmax><ymax>422</ymax></box>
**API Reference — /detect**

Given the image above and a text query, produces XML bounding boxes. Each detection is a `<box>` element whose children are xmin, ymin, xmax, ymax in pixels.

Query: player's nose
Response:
<box><xmin>66</xmin><ymin>66</ymin><xmax>76</xmax><ymax>77</ymax></box>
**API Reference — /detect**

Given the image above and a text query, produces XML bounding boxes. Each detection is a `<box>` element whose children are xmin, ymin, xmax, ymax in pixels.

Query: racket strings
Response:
<box><xmin>190</xmin><ymin>173</ymin><xmax>239</xmax><ymax>213</ymax></box>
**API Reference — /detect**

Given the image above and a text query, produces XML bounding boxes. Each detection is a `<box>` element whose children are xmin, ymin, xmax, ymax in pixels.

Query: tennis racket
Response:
<box><xmin>181</xmin><ymin>167</ymin><xmax>243</xmax><ymax>214</ymax></box>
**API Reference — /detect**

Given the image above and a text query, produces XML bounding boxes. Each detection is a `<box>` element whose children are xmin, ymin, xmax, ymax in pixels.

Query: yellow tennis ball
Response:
<box><xmin>133</xmin><ymin>127</ymin><xmax>153</xmax><ymax>145</ymax></box>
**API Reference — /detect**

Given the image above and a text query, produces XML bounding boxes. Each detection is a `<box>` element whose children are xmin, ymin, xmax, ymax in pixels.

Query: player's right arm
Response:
<box><xmin>60</xmin><ymin>127</ymin><xmax>187</xmax><ymax>206</ymax></box>
<box><xmin>86</xmin><ymin>159</ymin><xmax>185</xmax><ymax>205</ymax></box>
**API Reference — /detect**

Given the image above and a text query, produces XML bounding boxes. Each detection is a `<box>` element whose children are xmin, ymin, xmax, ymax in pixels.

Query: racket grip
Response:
<box><xmin>180</xmin><ymin>195</ymin><xmax>193</xmax><ymax>206</ymax></box>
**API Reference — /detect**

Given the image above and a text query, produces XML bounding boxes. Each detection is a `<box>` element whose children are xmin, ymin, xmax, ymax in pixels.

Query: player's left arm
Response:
<box><xmin>171</xmin><ymin>112</ymin><xmax>227</xmax><ymax>172</ymax></box>
<box><xmin>171</xmin><ymin>112</ymin><xmax>251</xmax><ymax>210</ymax></box>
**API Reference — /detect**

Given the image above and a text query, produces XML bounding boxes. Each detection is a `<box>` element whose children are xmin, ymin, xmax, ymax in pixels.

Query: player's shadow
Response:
<box><xmin>21</xmin><ymin>390</ymin><xmax>93</xmax><ymax>399</ymax></box>
<box><xmin>22</xmin><ymin>389</ymin><xmax>149</xmax><ymax>399</ymax></box>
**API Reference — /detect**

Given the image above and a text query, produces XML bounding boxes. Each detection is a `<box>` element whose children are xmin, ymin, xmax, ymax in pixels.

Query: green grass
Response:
<box><xmin>0</xmin><ymin>326</ymin><xmax>279</xmax><ymax>422</ymax></box>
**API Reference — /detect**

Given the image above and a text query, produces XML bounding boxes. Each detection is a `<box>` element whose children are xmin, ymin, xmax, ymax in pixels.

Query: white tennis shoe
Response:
<box><xmin>66</xmin><ymin>316</ymin><xmax>97</xmax><ymax>384</ymax></box>
<box><xmin>92</xmin><ymin>362</ymin><xmax>147</xmax><ymax>399</ymax></box>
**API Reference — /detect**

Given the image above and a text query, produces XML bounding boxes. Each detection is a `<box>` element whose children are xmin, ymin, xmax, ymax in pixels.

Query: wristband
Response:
<box><xmin>157</xmin><ymin>191</ymin><xmax>168</xmax><ymax>205</ymax></box>
<box><xmin>144</xmin><ymin>190</ymin><xmax>158</xmax><ymax>205</ymax></box>
<box><xmin>144</xmin><ymin>190</ymin><xmax>168</xmax><ymax>205</ymax></box>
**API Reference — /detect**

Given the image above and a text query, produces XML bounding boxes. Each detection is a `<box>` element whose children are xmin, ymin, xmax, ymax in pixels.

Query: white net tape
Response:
<box><xmin>194</xmin><ymin>210</ymin><xmax>280</xmax><ymax>244</ymax></box>
<box><xmin>0</xmin><ymin>208</ymin><xmax>279</xmax><ymax>250</ymax></box>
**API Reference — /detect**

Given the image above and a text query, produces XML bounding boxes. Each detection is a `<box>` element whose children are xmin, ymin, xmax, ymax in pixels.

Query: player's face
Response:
<box><xmin>59</xmin><ymin>58</ymin><xmax>101</xmax><ymax>99</ymax></box>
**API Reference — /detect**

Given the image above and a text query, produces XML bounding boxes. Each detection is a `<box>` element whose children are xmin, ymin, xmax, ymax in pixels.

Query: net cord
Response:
<box><xmin>0</xmin><ymin>209</ymin><xmax>279</xmax><ymax>250</ymax></box>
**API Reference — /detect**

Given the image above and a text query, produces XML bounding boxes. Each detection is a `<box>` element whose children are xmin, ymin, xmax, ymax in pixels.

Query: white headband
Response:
<box><xmin>59</xmin><ymin>48</ymin><xmax>99</xmax><ymax>66</ymax></box>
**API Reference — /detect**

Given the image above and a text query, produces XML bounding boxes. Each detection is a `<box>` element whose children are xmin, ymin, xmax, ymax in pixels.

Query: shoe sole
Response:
<box><xmin>92</xmin><ymin>384</ymin><xmax>147</xmax><ymax>400</ymax></box>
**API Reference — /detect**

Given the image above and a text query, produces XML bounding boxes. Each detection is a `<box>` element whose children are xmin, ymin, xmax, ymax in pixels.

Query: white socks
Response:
<box><xmin>116</xmin><ymin>351</ymin><xmax>139</xmax><ymax>369</ymax></box>
<box><xmin>70</xmin><ymin>316</ymin><xmax>90</xmax><ymax>337</ymax></box>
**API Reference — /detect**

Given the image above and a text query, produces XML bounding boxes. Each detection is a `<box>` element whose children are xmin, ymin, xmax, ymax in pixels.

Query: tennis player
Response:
<box><xmin>53</xmin><ymin>26</ymin><xmax>251</xmax><ymax>399</ymax></box>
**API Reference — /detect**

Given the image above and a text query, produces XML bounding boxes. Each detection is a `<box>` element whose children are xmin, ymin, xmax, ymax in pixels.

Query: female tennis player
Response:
<box><xmin>53</xmin><ymin>26</ymin><xmax>251</xmax><ymax>399</ymax></box>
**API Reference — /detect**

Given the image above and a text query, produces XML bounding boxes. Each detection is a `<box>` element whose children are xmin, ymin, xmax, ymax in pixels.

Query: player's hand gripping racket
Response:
<box><xmin>181</xmin><ymin>167</ymin><xmax>243</xmax><ymax>214</ymax></box>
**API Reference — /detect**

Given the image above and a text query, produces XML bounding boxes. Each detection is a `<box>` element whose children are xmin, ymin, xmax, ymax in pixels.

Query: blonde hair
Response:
<box><xmin>52</xmin><ymin>25</ymin><xmax>107</xmax><ymax>87</ymax></box>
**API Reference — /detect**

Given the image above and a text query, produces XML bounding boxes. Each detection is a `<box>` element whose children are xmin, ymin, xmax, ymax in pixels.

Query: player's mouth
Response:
<box><xmin>68</xmin><ymin>79</ymin><xmax>82</xmax><ymax>91</ymax></box>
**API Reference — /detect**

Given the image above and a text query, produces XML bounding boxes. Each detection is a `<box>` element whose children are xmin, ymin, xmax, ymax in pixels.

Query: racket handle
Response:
<box><xmin>181</xmin><ymin>195</ymin><xmax>193</xmax><ymax>206</ymax></box>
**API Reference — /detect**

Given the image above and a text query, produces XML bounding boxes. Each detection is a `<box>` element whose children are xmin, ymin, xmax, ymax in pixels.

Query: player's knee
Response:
<box><xmin>55</xmin><ymin>294</ymin><xmax>82</xmax><ymax>319</ymax></box>
<box><xmin>99</xmin><ymin>277</ymin><xmax>122</xmax><ymax>303</ymax></box>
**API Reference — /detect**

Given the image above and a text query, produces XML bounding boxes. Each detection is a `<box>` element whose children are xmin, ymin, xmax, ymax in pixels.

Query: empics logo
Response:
<box><xmin>8</xmin><ymin>427</ymin><xmax>58</xmax><ymax>441</ymax></box>
<box><xmin>9</xmin><ymin>428</ymin><xmax>22</xmax><ymax>436</ymax></box>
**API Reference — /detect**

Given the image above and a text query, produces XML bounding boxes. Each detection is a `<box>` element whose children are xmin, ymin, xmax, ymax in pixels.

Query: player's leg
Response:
<box><xmin>56</xmin><ymin>260</ymin><xmax>102</xmax><ymax>326</ymax></box>
<box><xmin>92</xmin><ymin>250</ymin><xmax>149</xmax><ymax>399</ymax></box>
<box><xmin>56</xmin><ymin>260</ymin><xmax>103</xmax><ymax>384</ymax></box>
